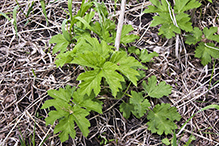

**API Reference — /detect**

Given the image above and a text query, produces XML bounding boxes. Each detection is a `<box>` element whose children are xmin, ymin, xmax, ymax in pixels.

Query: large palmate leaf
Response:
<box><xmin>54</xmin><ymin>35</ymin><xmax>112</xmax><ymax>67</ymax></box>
<box><xmin>76</xmin><ymin>61</ymin><xmax>124</xmax><ymax>97</ymax></box>
<box><xmin>101</xmin><ymin>62</ymin><xmax>125</xmax><ymax>96</ymax></box>
<box><xmin>53</xmin><ymin>106</ymin><xmax>90</xmax><ymax>142</ymax></box>
<box><xmin>72</xmin><ymin>51</ymin><xmax>106</xmax><ymax>68</ymax></box>
<box><xmin>142</xmin><ymin>75</ymin><xmax>172</xmax><ymax>98</ymax></box>
<box><xmin>76</xmin><ymin>69</ymin><xmax>103</xmax><ymax>96</ymax></box>
<box><xmin>53</xmin><ymin>114</ymin><xmax>76</xmax><ymax>142</ymax></box>
<box><xmin>147</xmin><ymin>103</ymin><xmax>181</xmax><ymax>135</ymax></box>
<box><xmin>83</xmin><ymin>36</ymin><xmax>112</xmax><ymax>57</ymax></box>
<box><xmin>41</xmin><ymin>85</ymin><xmax>102</xmax><ymax>142</ymax></box>
<box><xmin>110</xmin><ymin>51</ymin><xmax>143</xmax><ymax>86</ymax></box>
<box><xmin>41</xmin><ymin>85</ymin><xmax>76</xmax><ymax>111</ymax></box>
<box><xmin>73</xmin><ymin>50</ymin><xmax>142</xmax><ymax>97</ymax></box>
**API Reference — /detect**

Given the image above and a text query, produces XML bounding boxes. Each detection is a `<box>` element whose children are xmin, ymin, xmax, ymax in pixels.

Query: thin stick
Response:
<box><xmin>115</xmin><ymin>0</ymin><xmax>126</xmax><ymax>51</ymax></box>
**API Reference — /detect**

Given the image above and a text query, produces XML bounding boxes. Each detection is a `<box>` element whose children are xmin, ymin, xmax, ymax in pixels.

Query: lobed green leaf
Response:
<box><xmin>49</xmin><ymin>34</ymin><xmax>70</xmax><ymax>54</ymax></box>
<box><xmin>185</xmin><ymin>27</ymin><xmax>202</xmax><ymax>45</ymax></box>
<box><xmin>53</xmin><ymin>105</ymin><xmax>90</xmax><ymax>142</ymax></box>
<box><xmin>54</xmin><ymin>114</ymin><xmax>76</xmax><ymax>142</ymax></box>
<box><xmin>77</xmin><ymin>69</ymin><xmax>103</xmax><ymax>96</ymax></box>
<box><xmin>73</xmin><ymin>91</ymin><xmax>103</xmax><ymax>113</ymax></box>
<box><xmin>101</xmin><ymin>62</ymin><xmax>125</xmax><ymax>97</ymax></box>
<box><xmin>203</xmin><ymin>27</ymin><xmax>219</xmax><ymax>43</ymax></box>
<box><xmin>174</xmin><ymin>0</ymin><xmax>201</xmax><ymax>13</ymax></box>
<box><xmin>110</xmin><ymin>51</ymin><xmax>143</xmax><ymax>86</ymax></box>
<box><xmin>55</xmin><ymin>50</ymin><xmax>75</xmax><ymax>67</ymax></box>
<box><xmin>139</xmin><ymin>49</ymin><xmax>159</xmax><ymax>63</ymax></box>
<box><xmin>41</xmin><ymin>85</ymin><xmax>75</xmax><ymax>110</ymax></box>
<box><xmin>195</xmin><ymin>42</ymin><xmax>219</xmax><ymax>66</ymax></box>
<box><xmin>119</xmin><ymin>102</ymin><xmax>134</xmax><ymax>119</ymax></box>
<box><xmin>129</xmin><ymin>91</ymin><xmax>150</xmax><ymax>118</ymax></box>
<box><xmin>41</xmin><ymin>85</ymin><xmax>102</xmax><ymax>142</ymax></box>
<box><xmin>144</xmin><ymin>0</ymin><xmax>169</xmax><ymax>13</ymax></box>
<box><xmin>142</xmin><ymin>75</ymin><xmax>172</xmax><ymax>98</ymax></box>
<box><xmin>176</xmin><ymin>13</ymin><xmax>193</xmax><ymax>32</ymax></box>
<box><xmin>147</xmin><ymin>103</ymin><xmax>181</xmax><ymax>135</ymax></box>
<box><xmin>72</xmin><ymin>51</ymin><xmax>106</xmax><ymax>68</ymax></box>
<box><xmin>120</xmin><ymin>25</ymin><xmax>139</xmax><ymax>44</ymax></box>
<box><xmin>150</xmin><ymin>13</ymin><xmax>170</xmax><ymax>27</ymax></box>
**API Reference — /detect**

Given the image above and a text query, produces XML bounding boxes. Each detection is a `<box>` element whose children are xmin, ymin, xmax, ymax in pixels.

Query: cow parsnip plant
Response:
<box><xmin>41</xmin><ymin>0</ymin><xmax>181</xmax><ymax>142</ymax></box>
<box><xmin>144</xmin><ymin>0</ymin><xmax>219</xmax><ymax>66</ymax></box>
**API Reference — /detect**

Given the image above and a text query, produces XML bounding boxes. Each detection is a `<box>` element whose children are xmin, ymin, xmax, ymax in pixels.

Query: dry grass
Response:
<box><xmin>0</xmin><ymin>0</ymin><xmax>219</xmax><ymax>146</ymax></box>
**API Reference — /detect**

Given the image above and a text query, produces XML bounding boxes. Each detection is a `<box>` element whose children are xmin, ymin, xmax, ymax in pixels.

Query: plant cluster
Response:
<box><xmin>41</xmin><ymin>0</ymin><xmax>181</xmax><ymax>143</ymax></box>
<box><xmin>41</xmin><ymin>0</ymin><xmax>219</xmax><ymax>144</ymax></box>
<box><xmin>143</xmin><ymin>0</ymin><xmax>219</xmax><ymax>144</ymax></box>
<box><xmin>143</xmin><ymin>0</ymin><xmax>219</xmax><ymax>66</ymax></box>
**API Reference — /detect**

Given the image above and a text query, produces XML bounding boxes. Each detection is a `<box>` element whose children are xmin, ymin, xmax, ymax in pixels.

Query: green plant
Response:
<box><xmin>120</xmin><ymin>75</ymin><xmax>175</xmax><ymax>118</ymax></box>
<box><xmin>0</xmin><ymin>0</ymin><xmax>49</xmax><ymax>36</ymax></box>
<box><xmin>143</xmin><ymin>0</ymin><xmax>219</xmax><ymax>144</ymax></box>
<box><xmin>120</xmin><ymin>76</ymin><xmax>180</xmax><ymax>136</ymax></box>
<box><xmin>40</xmin><ymin>0</ymin><xmax>48</xmax><ymax>25</ymax></box>
<box><xmin>15</xmin><ymin>0</ymin><xmax>35</xmax><ymax>26</ymax></box>
<box><xmin>41</xmin><ymin>0</ymin><xmax>181</xmax><ymax>143</ymax></box>
<box><xmin>162</xmin><ymin>104</ymin><xmax>219</xmax><ymax>145</ymax></box>
<box><xmin>41</xmin><ymin>86</ymin><xmax>102</xmax><ymax>142</ymax></box>
<box><xmin>18</xmin><ymin>120</ymin><xmax>49</xmax><ymax>146</ymax></box>
<box><xmin>144</xmin><ymin>0</ymin><xmax>219</xmax><ymax>66</ymax></box>
<box><xmin>0</xmin><ymin>6</ymin><xmax>19</xmax><ymax>36</ymax></box>
<box><xmin>143</xmin><ymin>0</ymin><xmax>201</xmax><ymax>39</ymax></box>
<box><xmin>185</xmin><ymin>27</ymin><xmax>219</xmax><ymax>66</ymax></box>
<box><xmin>98</xmin><ymin>132</ymin><xmax>115</xmax><ymax>145</ymax></box>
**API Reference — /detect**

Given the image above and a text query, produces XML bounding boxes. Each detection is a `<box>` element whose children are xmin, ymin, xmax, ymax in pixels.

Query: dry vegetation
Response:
<box><xmin>0</xmin><ymin>0</ymin><xmax>219</xmax><ymax>145</ymax></box>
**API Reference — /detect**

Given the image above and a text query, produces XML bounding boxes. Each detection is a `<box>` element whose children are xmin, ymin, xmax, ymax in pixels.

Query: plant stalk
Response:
<box><xmin>115</xmin><ymin>0</ymin><xmax>126</xmax><ymax>51</ymax></box>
